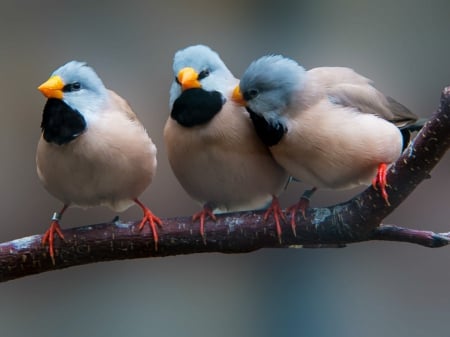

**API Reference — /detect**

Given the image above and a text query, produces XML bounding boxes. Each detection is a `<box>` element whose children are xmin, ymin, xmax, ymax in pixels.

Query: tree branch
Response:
<box><xmin>371</xmin><ymin>225</ymin><xmax>450</xmax><ymax>248</ymax></box>
<box><xmin>0</xmin><ymin>87</ymin><xmax>449</xmax><ymax>283</ymax></box>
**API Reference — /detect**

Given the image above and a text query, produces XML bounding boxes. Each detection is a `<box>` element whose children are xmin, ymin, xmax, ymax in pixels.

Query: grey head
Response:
<box><xmin>53</xmin><ymin>61</ymin><xmax>108</xmax><ymax>118</ymax></box>
<box><xmin>170</xmin><ymin>44</ymin><xmax>235</xmax><ymax>106</ymax></box>
<box><xmin>239</xmin><ymin>55</ymin><xmax>306</xmax><ymax>123</ymax></box>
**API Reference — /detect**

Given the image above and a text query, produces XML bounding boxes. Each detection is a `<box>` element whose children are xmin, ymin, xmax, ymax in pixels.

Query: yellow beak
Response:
<box><xmin>177</xmin><ymin>67</ymin><xmax>201</xmax><ymax>91</ymax></box>
<box><xmin>38</xmin><ymin>75</ymin><xmax>64</xmax><ymax>99</ymax></box>
<box><xmin>232</xmin><ymin>85</ymin><xmax>246</xmax><ymax>106</ymax></box>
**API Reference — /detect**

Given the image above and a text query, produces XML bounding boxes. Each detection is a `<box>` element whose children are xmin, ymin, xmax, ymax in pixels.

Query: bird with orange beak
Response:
<box><xmin>165</xmin><ymin>45</ymin><xmax>289</xmax><ymax>243</ymax></box>
<box><xmin>37</xmin><ymin>61</ymin><xmax>161</xmax><ymax>263</ymax></box>
<box><xmin>232</xmin><ymin>55</ymin><xmax>420</xmax><ymax>234</ymax></box>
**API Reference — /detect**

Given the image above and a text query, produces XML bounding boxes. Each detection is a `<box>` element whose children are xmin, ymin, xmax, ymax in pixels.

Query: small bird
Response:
<box><xmin>165</xmin><ymin>45</ymin><xmax>289</xmax><ymax>243</ymax></box>
<box><xmin>232</xmin><ymin>55</ymin><xmax>419</xmax><ymax>234</ymax></box>
<box><xmin>37</xmin><ymin>61</ymin><xmax>161</xmax><ymax>262</ymax></box>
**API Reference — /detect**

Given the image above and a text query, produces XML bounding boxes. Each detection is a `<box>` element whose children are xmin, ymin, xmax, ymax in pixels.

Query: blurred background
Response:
<box><xmin>1</xmin><ymin>0</ymin><xmax>450</xmax><ymax>336</ymax></box>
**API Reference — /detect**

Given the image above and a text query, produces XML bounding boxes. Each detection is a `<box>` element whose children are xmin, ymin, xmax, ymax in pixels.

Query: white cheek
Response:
<box><xmin>202</xmin><ymin>73</ymin><xmax>237</xmax><ymax>95</ymax></box>
<box><xmin>63</xmin><ymin>93</ymin><xmax>105</xmax><ymax>126</ymax></box>
<box><xmin>81</xmin><ymin>107</ymin><xmax>102</xmax><ymax>126</ymax></box>
<box><xmin>200</xmin><ymin>77</ymin><xmax>215</xmax><ymax>92</ymax></box>
<box><xmin>252</xmin><ymin>99</ymin><xmax>273</xmax><ymax>114</ymax></box>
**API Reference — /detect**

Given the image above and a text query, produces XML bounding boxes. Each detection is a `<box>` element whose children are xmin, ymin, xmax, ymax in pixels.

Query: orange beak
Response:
<box><xmin>177</xmin><ymin>67</ymin><xmax>201</xmax><ymax>91</ymax></box>
<box><xmin>232</xmin><ymin>85</ymin><xmax>246</xmax><ymax>106</ymax></box>
<box><xmin>38</xmin><ymin>75</ymin><xmax>64</xmax><ymax>99</ymax></box>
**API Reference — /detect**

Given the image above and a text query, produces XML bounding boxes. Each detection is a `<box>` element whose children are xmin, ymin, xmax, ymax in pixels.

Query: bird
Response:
<box><xmin>164</xmin><ymin>45</ymin><xmax>289</xmax><ymax>243</ymax></box>
<box><xmin>36</xmin><ymin>60</ymin><xmax>161</xmax><ymax>263</ymax></box>
<box><xmin>232</xmin><ymin>54</ymin><xmax>419</xmax><ymax>235</ymax></box>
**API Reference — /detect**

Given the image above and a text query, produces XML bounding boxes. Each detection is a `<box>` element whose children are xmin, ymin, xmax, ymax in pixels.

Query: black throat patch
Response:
<box><xmin>41</xmin><ymin>98</ymin><xmax>87</xmax><ymax>145</ymax></box>
<box><xmin>171</xmin><ymin>88</ymin><xmax>225</xmax><ymax>127</ymax></box>
<box><xmin>247</xmin><ymin>107</ymin><xmax>287</xmax><ymax>147</ymax></box>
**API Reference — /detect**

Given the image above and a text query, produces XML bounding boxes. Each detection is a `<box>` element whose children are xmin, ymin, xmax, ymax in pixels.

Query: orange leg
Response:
<box><xmin>372</xmin><ymin>163</ymin><xmax>390</xmax><ymax>205</ymax></box>
<box><xmin>263</xmin><ymin>196</ymin><xmax>286</xmax><ymax>244</ymax></box>
<box><xmin>192</xmin><ymin>205</ymin><xmax>217</xmax><ymax>245</ymax></box>
<box><xmin>134</xmin><ymin>198</ymin><xmax>163</xmax><ymax>251</ymax></box>
<box><xmin>286</xmin><ymin>187</ymin><xmax>317</xmax><ymax>236</ymax></box>
<box><xmin>42</xmin><ymin>204</ymin><xmax>68</xmax><ymax>265</ymax></box>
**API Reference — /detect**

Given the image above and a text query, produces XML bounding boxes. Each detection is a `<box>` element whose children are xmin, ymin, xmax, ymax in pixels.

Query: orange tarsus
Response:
<box><xmin>263</xmin><ymin>196</ymin><xmax>286</xmax><ymax>244</ymax></box>
<box><xmin>42</xmin><ymin>204</ymin><xmax>68</xmax><ymax>265</ymax></box>
<box><xmin>134</xmin><ymin>198</ymin><xmax>162</xmax><ymax>251</ymax></box>
<box><xmin>192</xmin><ymin>206</ymin><xmax>217</xmax><ymax>245</ymax></box>
<box><xmin>372</xmin><ymin>163</ymin><xmax>390</xmax><ymax>205</ymax></box>
<box><xmin>286</xmin><ymin>199</ymin><xmax>309</xmax><ymax>237</ymax></box>
<box><xmin>286</xmin><ymin>187</ymin><xmax>317</xmax><ymax>236</ymax></box>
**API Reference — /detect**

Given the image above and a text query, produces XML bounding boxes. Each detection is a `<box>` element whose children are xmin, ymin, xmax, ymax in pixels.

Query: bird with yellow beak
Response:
<box><xmin>232</xmin><ymin>54</ymin><xmax>420</xmax><ymax>234</ymax></box>
<box><xmin>165</xmin><ymin>45</ymin><xmax>289</xmax><ymax>243</ymax></box>
<box><xmin>37</xmin><ymin>61</ymin><xmax>161</xmax><ymax>263</ymax></box>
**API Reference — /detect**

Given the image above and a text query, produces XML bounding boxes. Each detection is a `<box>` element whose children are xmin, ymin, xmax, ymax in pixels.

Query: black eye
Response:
<box><xmin>198</xmin><ymin>69</ymin><xmax>210</xmax><ymax>80</ymax></box>
<box><xmin>63</xmin><ymin>82</ymin><xmax>82</xmax><ymax>92</ymax></box>
<box><xmin>175</xmin><ymin>76</ymin><xmax>181</xmax><ymax>85</ymax></box>
<box><xmin>244</xmin><ymin>88</ymin><xmax>259</xmax><ymax>100</ymax></box>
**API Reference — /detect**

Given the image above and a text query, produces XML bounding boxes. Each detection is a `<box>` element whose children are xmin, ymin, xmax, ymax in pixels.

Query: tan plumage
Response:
<box><xmin>37</xmin><ymin>90</ymin><xmax>156</xmax><ymax>211</ymax></box>
<box><xmin>165</xmin><ymin>45</ymin><xmax>289</xmax><ymax>241</ymax></box>
<box><xmin>272</xmin><ymin>66</ymin><xmax>416</xmax><ymax>189</ymax></box>
<box><xmin>37</xmin><ymin>61</ymin><xmax>160</xmax><ymax>262</ymax></box>
<box><xmin>233</xmin><ymin>55</ymin><xmax>419</xmax><ymax>231</ymax></box>
<box><xmin>165</xmin><ymin>90</ymin><xmax>287</xmax><ymax>211</ymax></box>
<box><xmin>291</xmin><ymin>67</ymin><xmax>416</xmax><ymax>128</ymax></box>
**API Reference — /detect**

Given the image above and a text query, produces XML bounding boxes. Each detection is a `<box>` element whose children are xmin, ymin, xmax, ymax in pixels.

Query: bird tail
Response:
<box><xmin>400</xmin><ymin>117</ymin><xmax>428</xmax><ymax>151</ymax></box>
<box><xmin>386</xmin><ymin>96</ymin><xmax>420</xmax><ymax>128</ymax></box>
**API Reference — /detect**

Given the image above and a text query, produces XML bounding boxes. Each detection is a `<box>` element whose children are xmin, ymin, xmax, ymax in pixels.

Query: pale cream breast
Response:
<box><xmin>271</xmin><ymin>99</ymin><xmax>402</xmax><ymax>189</ymax></box>
<box><xmin>36</xmin><ymin>94</ymin><xmax>157</xmax><ymax>212</ymax></box>
<box><xmin>164</xmin><ymin>99</ymin><xmax>288</xmax><ymax>212</ymax></box>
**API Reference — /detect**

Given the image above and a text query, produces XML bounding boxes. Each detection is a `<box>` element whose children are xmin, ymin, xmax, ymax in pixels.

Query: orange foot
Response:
<box><xmin>263</xmin><ymin>196</ymin><xmax>286</xmax><ymax>244</ymax></box>
<box><xmin>372</xmin><ymin>163</ymin><xmax>390</xmax><ymax>205</ymax></box>
<box><xmin>192</xmin><ymin>206</ymin><xmax>217</xmax><ymax>245</ymax></box>
<box><xmin>134</xmin><ymin>199</ymin><xmax>163</xmax><ymax>251</ymax></box>
<box><xmin>286</xmin><ymin>187</ymin><xmax>317</xmax><ymax>236</ymax></box>
<box><xmin>287</xmin><ymin>199</ymin><xmax>309</xmax><ymax>237</ymax></box>
<box><xmin>42</xmin><ymin>206</ymin><xmax>67</xmax><ymax>265</ymax></box>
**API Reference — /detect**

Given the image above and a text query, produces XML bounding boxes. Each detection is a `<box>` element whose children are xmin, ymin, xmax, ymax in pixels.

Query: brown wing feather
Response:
<box><xmin>107</xmin><ymin>89</ymin><xmax>138</xmax><ymax>121</ymax></box>
<box><xmin>307</xmin><ymin>67</ymin><xmax>418</xmax><ymax>127</ymax></box>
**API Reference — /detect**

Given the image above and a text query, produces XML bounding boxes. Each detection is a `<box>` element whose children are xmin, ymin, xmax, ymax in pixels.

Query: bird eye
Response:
<box><xmin>63</xmin><ymin>82</ymin><xmax>82</xmax><ymax>92</ymax></box>
<box><xmin>175</xmin><ymin>76</ymin><xmax>181</xmax><ymax>85</ymax></box>
<box><xmin>198</xmin><ymin>69</ymin><xmax>210</xmax><ymax>80</ymax></box>
<box><xmin>246</xmin><ymin>89</ymin><xmax>259</xmax><ymax>100</ymax></box>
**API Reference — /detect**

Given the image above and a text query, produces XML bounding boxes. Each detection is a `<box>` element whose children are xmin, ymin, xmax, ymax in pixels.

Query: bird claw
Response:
<box><xmin>286</xmin><ymin>187</ymin><xmax>316</xmax><ymax>236</ymax></box>
<box><xmin>192</xmin><ymin>207</ymin><xmax>217</xmax><ymax>245</ymax></box>
<box><xmin>286</xmin><ymin>198</ymin><xmax>310</xmax><ymax>237</ymax></box>
<box><xmin>42</xmin><ymin>220</ymin><xmax>65</xmax><ymax>265</ymax></box>
<box><xmin>372</xmin><ymin>163</ymin><xmax>390</xmax><ymax>205</ymax></box>
<box><xmin>263</xmin><ymin>197</ymin><xmax>286</xmax><ymax>244</ymax></box>
<box><xmin>134</xmin><ymin>199</ymin><xmax>162</xmax><ymax>251</ymax></box>
<box><xmin>137</xmin><ymin>208</ymin><xmax>162</xmax><ymax>251</ymax></box>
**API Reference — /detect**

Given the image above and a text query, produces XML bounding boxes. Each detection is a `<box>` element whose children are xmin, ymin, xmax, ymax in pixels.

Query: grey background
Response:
<box><xmin>1</xmin><ymin>0</ymin><xmax>450</xmax><ymax>336</ymax></box>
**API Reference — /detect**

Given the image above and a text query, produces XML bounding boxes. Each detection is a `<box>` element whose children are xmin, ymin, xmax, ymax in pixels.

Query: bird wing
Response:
<box><xmin>384</xmin><ymin>96</ymin><xmax>421</xmax><ymax>128</ymax></box>
<box><xmin>307</xmin><ymin>67</ymin><xmax>418</xmax><ymax>127</ymax></box>
<box><xmin>107</xmin><ymin>89</ymin><xmax>138</xmax><ymax>121</ymax></box>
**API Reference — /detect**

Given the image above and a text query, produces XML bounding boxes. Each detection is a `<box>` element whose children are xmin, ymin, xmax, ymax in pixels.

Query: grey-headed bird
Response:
<box><xmin>37</xmin><ymin>61</ymin><xmax>161</xmax><ymax>262</ymax></box>
<box><xmin>232</xmin><ymin>55</ymin><xmax>419</xmax><ymax>234</ymax></box>
<box><xmin>165</xmin><ymin>45</ymin><xmax>289</xmax><ymax>243</ymax></box>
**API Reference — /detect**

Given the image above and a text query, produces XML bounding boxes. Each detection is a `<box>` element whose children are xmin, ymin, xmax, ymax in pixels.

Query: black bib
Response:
<box><xmin>171</xmin><ymin>88</ymin><xmax>225</xmax><ymax>127</ymax></box>
<box><xmin>247</xmin><ymin>107</ymin><xmax>287</xmax><ymax>147</ymax></box>
<box><xmin>41</xmin><ymin>98</ymin><xmax>86</xmax><ymax>145</ymax></box>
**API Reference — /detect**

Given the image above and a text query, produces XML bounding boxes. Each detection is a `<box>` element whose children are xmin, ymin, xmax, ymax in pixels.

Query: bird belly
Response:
<box><xmin>36</xmin><ymin>125</ymin><xmax>156</xmax><ymax>212</ymax></box>
<box><xmin>272</xmin><ymin>104</ymin><xmax>403</xmax><ymax>190</ymax></box>
<box><xmin>164</xmin><ymin>117</ymin><xmax>288</xmax><ymax>212</ymax></box>
<box><xmin>173</xmin><ymin>149</ymin><xmax>281</xmax><ymax>211</ymax></box>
